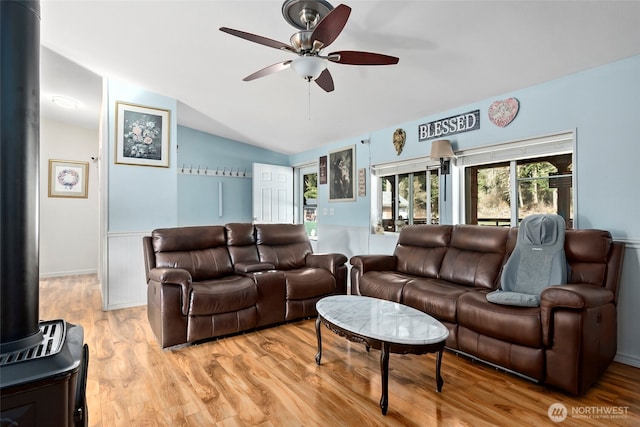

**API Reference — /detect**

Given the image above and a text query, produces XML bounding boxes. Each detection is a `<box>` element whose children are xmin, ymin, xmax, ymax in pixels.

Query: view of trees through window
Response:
<box><xmin>466</xmin><ymin>154</ymin><xmax>573</xmax><ymax>227</ymax></box>
<box><xmin>303</xmin><ymin>172</ymin><xmax>318</xmax><ymax>238</ymax></box>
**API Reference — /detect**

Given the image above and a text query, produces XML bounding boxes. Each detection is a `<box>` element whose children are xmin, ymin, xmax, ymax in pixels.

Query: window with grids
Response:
<box><xmin>377</xmin><ymin>168</ymin><xmax>439</xmax><ymax>232</ymax></box>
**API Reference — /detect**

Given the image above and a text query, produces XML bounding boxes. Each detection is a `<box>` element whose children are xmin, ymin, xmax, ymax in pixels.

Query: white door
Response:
<box><xmin>252</xmin><ymin>163</ymin><xmax>293</xmax><ymax>223</ymax></box>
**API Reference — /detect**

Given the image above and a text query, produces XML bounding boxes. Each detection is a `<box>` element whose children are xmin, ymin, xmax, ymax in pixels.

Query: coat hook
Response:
<box><xmin>181</xmin><ymin>164</ymin><xmax>185</xmax><ymax>173</ymax></box>
<box><xmin>243</xmin><ymin>168</ymin><xmax>246</xmax><ymax>177</ymax></box>
<box><xmin>222</xmin><ymin>166</ymin><xmax>226</xmax><ymax>176</ymax></box>
<box><xmin>236</xmin><ymin>169</ymin><xmax>240</xmax><ymax>176</ymax></box>
<box><xmin>204</xmin><ymin>166</ymin><xmax>208</xmax><ymax>175</ymax></box>
<box><xmin>197</xmin><ymin>165</ymin><xmax>201</xmax><ymax>174</ymax></box>
<box><xmin>189</xmin><ymin>164</ymin><xmax>193</xmax><ymax>174</ymax></box>
<box><xmin>215</xmin><ymin>167</ymin><xmax>219</xmax><ymax>175</ymax></box>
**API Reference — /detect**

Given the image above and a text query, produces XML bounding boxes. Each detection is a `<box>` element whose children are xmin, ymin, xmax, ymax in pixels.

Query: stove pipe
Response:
<box><xmin>0</xmin><ymin>0</ymin><xmax>43</xmax><ymax>351</ymax></box>
<box><xmin>1</xmin><ymin>3</ymin><xmax>89</xmax><ymax>426</ymax></box>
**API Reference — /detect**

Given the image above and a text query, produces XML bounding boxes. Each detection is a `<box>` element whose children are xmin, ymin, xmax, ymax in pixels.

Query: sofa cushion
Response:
<box><xmin>439</xmin><ymin>225</ymin><xmax>509</xmax><ymax>289</ymax></box>
<box><xmin>189</xmin><ymin>277</ymin><xmax>256</xmax><ymax>316</ymax></box>
<box><xmin>402</xmin><ymin>278</ymin><xmax>474</xmax><ymax>323</ymax></box>
<box><xmin>394</xmin><ymin>225</ymin><xmax>452</xmax><ymax>278</ymax></box>
<box><xmin>153</xmin><ymin>226</ymin><xmax>234</xmax><ymax>280</ymax></box>
<box><xmin>255</xmin><ymin>224</ymin><xmax>313</xmax><ymax>269</ymax></box>
<box><xmin>359</xmin><ymin>271</ymin><xmax>411</xmax><ymax>302</ymax></box>
<box><xmin>284</xmin><ymin>268</ymin><xmax>336</xmax><ymax>300</ymax></box>
<box><xmin>457</xmin><ymin>291</ymin><xmax>542</xmax><ymax>348</ymax></box>
<box><xmin>565</xmin><ymin>230</ymin><xmax>611</xmax><ymax>287</ymax></box>
<box><xmin>226</xmin><ymin>223</ymin><xmax>271</xmax><ymax>270</ymax></box>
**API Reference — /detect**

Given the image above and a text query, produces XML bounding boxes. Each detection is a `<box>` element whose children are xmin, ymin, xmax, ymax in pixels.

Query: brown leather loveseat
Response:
<box><xmin>143</xmin><ymin>223</ymin><xmax>348</xmax><ymax>348</ymax></box>
<box><xmin>350</xmin><ymin>224</ymin><xmax>625</xmax><ymax>394</ymax></box>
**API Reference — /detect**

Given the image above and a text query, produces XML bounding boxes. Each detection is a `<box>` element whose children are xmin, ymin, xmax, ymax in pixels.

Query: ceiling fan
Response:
<box><xmin>220</xmin><ymin>0</ymin><xmax>399</xmax><ymax>92</ymax></box>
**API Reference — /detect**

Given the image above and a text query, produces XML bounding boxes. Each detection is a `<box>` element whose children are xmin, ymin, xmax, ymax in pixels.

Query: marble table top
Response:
<box><xmin>316</xmin><ymin>295</ymin><xmax>449</xmax><ymax>345</ymax></box>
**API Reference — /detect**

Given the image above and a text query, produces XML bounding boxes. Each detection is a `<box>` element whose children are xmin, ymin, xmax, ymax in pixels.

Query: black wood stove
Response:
<box><xmin>0</xmin><ymin>2</ymin><xmax>88</xmax><ymax>426</ymax></box>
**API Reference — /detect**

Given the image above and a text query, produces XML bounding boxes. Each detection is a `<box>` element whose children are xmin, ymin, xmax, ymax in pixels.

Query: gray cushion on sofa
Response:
<box><xmin>487</xmin><ymin>214</ymin><xmax>567</xmax><ymax>307</ymax></box>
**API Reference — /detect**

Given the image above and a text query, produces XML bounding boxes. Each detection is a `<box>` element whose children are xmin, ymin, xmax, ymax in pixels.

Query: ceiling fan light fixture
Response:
<box><xmin>291</xmin><ymin>56</ymin><xmax>328</xmax><ymax>81</ymax></box>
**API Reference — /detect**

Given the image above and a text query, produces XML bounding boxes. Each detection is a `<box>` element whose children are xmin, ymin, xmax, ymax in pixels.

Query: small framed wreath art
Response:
<box><xmin>115</xmin><ymin>101</ymin><xmax>170</xmax><ymax>167</ymax></box>
<box><xmin>48</xmin><ymin>159</ymin><xmax>89</xmax><ymax>198</ymax></box>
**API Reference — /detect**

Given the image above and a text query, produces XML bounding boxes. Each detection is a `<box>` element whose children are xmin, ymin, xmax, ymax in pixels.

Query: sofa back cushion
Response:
<box><xmin>225</xmin><ymin>223</ymin><xmax>260</xmax><ymax>265</ymax></box>
<box><xmin>394</xmin><ymin>225</ymin><xmax>453</xmax><ymax>278</ymax></box>
<box><xmin>152</xmin><ymin>226</ymin><xmax>233</xmax><ymax>281</ymax></box>
<box><xmin>255</xmin><ymin>224</ymin><xmax>312</xmax><ymax>270</ymax></box>
<box><xmin>439</xmin><ymin>225</ymin><xmax>510</xmax><ymax>289</ymax></box>
<box><xmin>564</xmin><ymin>229</ymin><xmax>612</xmax><ymax>287</ymax></box>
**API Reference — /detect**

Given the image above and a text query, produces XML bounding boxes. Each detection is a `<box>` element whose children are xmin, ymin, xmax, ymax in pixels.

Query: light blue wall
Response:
<box><xmin>106</xmin><ymin>79</ymin><xmax>178</xmax><ymax>232</ymax></box>
<box><xmin>176</xmin><ymin>126</ymin><xmax>289</xmax><ymax>225</ymax></box>
<box><xmin>105</xmin><ymin>54</ymin><xmax>640</xmax><ymax>238</ymax></box>
<box><xmin>291</xmin><ymin>54</ymin><xmax>640</xmax><ymax>239</ymax></box>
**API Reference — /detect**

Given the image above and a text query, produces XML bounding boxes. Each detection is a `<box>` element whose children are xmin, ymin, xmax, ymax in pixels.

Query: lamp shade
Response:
<box><xmin>430</xmin><ymin>139</ymin><xmax>454</xmax><ymax>159</ymax></box>
<box><xmin>291</xmin><ymin>56</ymin><xmax>328</xmax><ymax>81</ymax></box>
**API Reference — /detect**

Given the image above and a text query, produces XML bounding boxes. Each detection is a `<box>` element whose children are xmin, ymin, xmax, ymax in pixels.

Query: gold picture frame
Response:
<box><xmin>48</xmin><ymin>159</ymin><xmax>89</xmax><ymax>198</ymax></box>
<box><xmin>115</xmin><ymin>101</ymin><xmax>170</xmax><ymax>167</ymax></box>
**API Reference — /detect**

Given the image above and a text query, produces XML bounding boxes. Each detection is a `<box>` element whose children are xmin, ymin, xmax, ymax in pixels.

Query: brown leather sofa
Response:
<box><xmin>143</xmin><ymin>223</ymin><xmax>348</xmax><ymax>348</ymax></box>
<box><xmin>350</xmin><ymin>224</ymin><xmax>625</xmax><ymax>394</ymax></box>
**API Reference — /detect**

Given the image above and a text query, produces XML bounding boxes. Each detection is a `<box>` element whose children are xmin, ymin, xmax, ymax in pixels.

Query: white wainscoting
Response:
<box><xmin>614</xmin><ymin>239</ymin><xmax>640</xmax><ymax>368</ymax></box>
<box><xmin>104</xmin><ymin>231</ymin><xmax>148</xmax><ymax>310</ymax></box>
<box><xmin>317</xmin><ymin>225</ymin><xmax>370</xmax><ymax>261</ymax></box>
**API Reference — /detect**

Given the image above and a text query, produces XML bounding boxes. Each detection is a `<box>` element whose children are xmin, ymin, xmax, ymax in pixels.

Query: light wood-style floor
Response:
<box><xmin>39</xmin><ymin>275</ymin><xmax>640</xmax><ymax>426</ymax></box>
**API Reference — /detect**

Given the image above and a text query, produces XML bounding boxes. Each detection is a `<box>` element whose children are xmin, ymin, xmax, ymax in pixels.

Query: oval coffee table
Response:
<box><xmin>315</xmin><ymin>295</ymin><xmax>449</xmax><ymax>415</ymax></box>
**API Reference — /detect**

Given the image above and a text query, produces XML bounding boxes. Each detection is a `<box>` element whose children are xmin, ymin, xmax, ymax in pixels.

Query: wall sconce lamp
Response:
<box><xmin>430</xmin><ymin>139</ymin><xmax>455</xmax><ymax>201</ymax></box>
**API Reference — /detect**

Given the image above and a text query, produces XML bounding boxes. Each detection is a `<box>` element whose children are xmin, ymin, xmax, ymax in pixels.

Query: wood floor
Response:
<box><xmin>39</xmin><ymin>274</ymin><xmax>640</xmax><ymax>426</ymax></box>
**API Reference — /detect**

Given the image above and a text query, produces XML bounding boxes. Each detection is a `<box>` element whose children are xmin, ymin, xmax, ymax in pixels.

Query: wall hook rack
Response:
<box><xmin>177</xmin><ymin>164</ymin><xmax>252</xmax><ymax>179</ymax></box>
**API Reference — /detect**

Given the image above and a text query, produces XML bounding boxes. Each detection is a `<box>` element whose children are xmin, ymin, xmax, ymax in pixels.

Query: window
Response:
<box><xmin>376</xmin><ymin>165</ymin><xmax>439</xmax><ymax>232</ymax></box>
<box><xmin>458</xmin><ymin>132</ymin><xmax>574</xmax><ymax>228</ymax></box>
<box><xmin>302</xmin><ymin>171</ymin><xmax>318</xmax><ymax>239</ymax></box>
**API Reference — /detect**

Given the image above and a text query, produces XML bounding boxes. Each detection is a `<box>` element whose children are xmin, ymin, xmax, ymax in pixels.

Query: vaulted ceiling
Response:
<box><xmin>40</xmin><ymin>1</ymin><xmax>640</xmax><ymax>154</ymax></box>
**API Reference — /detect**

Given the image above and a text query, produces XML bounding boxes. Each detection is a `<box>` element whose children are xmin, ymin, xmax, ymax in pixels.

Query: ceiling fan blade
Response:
<box><xmin>328</xmin><ymin>50</ymin><xmax>399</xmax><ymax>66</ymax></box>
<box><xmin>315</xmin><ymin>69</ymin><xmax>334</xmax><ymax>92</ymax></box>
<box><xmin>220</xmin><ymin>27</ymin><xmax>295</xmax><ymax>52</ymax></box>
<box><xmin>243</xmin><ymin>60</ymin><xmax>292</xmax><ymax>81</ymax></box>
<box><xmin>311</xmin><ymin>4</ymin><xmax>351</xmax><ymax>49</ymax></box>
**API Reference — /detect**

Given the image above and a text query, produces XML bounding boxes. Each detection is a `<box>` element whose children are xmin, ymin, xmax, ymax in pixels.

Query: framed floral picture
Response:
<box><xmin>48</xmin><ymin>159</ymin><xmax>89</xmax><ymax>198</ymax></box>
<box><xmin>329</xmin><ymin>145</ymin><xmax>355</xmax><ymax>202</ymax></box>
<box><xmin>115</xmin><ymin>102</ymin><xmax>170</xmax><ymax>167</ymax></box>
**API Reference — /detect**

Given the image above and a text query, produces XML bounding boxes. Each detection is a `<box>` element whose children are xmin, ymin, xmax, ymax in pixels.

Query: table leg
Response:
<box><xmin>435</xmin><ymin>349</ymin><xmax>444</xmax><ymax>392</ymax></box>
<box><xmin>379</xmin><ymin>342</ymin><xmax>390</xmax><ymax>415</ymax></box>
<box><xmin>315</xmin><ymin>315</ymin><xmax>322</xmax><ymax>365</ymax></box>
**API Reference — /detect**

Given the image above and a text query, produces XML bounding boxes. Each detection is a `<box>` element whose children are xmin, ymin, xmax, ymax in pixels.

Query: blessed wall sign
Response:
<box><xmin>418</xmin><ymin>109</ymin><xmax>480</xmax><ymax>141</ymax></box>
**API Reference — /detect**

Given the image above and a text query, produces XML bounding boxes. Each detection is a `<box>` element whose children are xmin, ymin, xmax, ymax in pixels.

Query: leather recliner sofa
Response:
<box><xmin>350</xmin><ymin>224</ymin><xmax>625</xmax><ymax>395</ymax></box>
<box><xmin>143</xmin><ymin>223</ymin><xmax>348</xmax><ymax>348</ymax></box>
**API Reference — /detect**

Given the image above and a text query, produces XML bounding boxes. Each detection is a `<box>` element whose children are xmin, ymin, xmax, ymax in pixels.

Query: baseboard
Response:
<box><xmin>39</xmin><ymin>269</ymin><xmax>97</xmax><ymax>278</ymax></box>
<box><xmin>614</xmin><ymin>352</ymin><xmax>640</xmax><ymax>368</ymax></box>
<box><xmin>104</xmin><ymin>300</ymin><xmax>146</xmax><ymax>311</ymax></box>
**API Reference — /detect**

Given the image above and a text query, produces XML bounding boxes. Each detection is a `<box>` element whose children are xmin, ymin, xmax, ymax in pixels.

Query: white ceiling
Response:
<box><xmin>40</xmin><ymin>0</ymin><xmax>640</xmax><ymax>155</ymax></box>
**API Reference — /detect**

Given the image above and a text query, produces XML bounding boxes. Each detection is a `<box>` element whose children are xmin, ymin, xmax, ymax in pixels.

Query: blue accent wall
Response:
<box><xmin>106</xmin><ymin>79</ymin><xmax>178</xmax><ymax>232</ymax></box>
<box><xmin>291</xmin><ymin>54</ymin><xmax>640</xmax><ymax>238</ymax></box>
<box><xmin>106</xmin><ymin>54</ymin><xmax>640</xmax><ymax>238</ymax></box>
<box><xmin>176</xmin><ymin>126</ymin><xmax>289</xmax><ymax>225</ymax></box>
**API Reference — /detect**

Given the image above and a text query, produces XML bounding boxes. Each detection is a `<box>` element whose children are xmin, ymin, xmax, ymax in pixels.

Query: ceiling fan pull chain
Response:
<box><xmin>308</xmin><ymin>80</ymin><xmax>312</xmax><ymax>120</ymax></box>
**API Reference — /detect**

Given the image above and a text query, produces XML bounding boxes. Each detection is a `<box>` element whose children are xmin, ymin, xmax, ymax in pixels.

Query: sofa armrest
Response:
<box><xmin>234</xmin><ymin>262</ymin><xmax>276</xmax><ymax>274</ymax></box>
<box><xmin>350</xmin><ymin>255</ymin><xmax>398</xmax><ymax>275</ymax></box>
<box><xmin>148</xmin><ymin>267</ymin><xmax>192</xmax><ymax>316</ymax></box>
<box><xmin>540</xmin><ymin>284</ymin><xmax>614</xmax><ymax>346</ymax></box>
<box><xmin>305</xmin><ymin>253</ymin><xmax>348</xmax><ymax>275</ymax></box>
